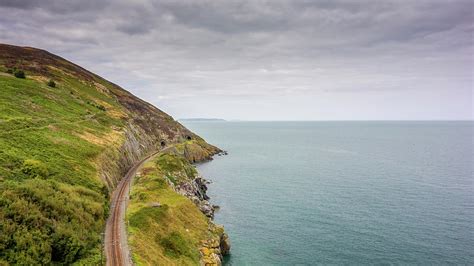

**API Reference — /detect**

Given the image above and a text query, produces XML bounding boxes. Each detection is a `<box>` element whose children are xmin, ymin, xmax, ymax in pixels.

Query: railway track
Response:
<box><xmin>105</xmin><ymin>151</ymin><xmax>159</xmax><ymax>266</ymax></box>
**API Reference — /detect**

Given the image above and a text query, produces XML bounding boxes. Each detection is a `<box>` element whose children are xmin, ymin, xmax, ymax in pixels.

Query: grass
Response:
<box><xmin>0</xmin><ymin>67</ymin><xmax>126</xmax><ymax>264</ymax></box>
<box><xmin>155</xmin><ymin>153</ymin><xmax>197</xmax><ymax>185</ymax></box>
<box><xmin>159</xmin><ymin>232</ymin><xmax>194</xmax><ymax>258</ymax></box>
<box><xmin>127</xmin><ymin>156</ymin><xmax>219</xmax><ymax>265</ymax></box>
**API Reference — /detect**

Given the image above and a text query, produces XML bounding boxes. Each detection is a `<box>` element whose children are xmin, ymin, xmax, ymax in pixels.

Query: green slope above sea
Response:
<box><xmin>0</xmin><ymin>43</ymin><xmax>227</xmax><ymax>265</ymax></box>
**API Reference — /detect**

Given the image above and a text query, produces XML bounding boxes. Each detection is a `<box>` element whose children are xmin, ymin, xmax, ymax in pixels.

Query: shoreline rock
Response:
<box><xmin>200</xmin><ymin>225</ymin><xmax>231</xmax><ymax>265</ymax></box>
<box><xmin>165</xmin><ymin>154</ymin><xmax>231</xmax><ymax>265</ymax></box>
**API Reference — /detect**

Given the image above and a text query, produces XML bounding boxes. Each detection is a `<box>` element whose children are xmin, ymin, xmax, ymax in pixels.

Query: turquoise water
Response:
<box><xmin>183</xmin><ymin>121</ymin><xmax>474</xmax><ymax>265</ymax></box>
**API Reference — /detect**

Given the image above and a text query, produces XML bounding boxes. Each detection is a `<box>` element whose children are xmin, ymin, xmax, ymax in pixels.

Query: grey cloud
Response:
<box><xmin>0</xmin><ymin>0</ymin><xmax>472</xmax><ymax>120</ymax></box>
<box><xmin>152</xmin><ymin>1</ymin><xmax>291</xmax><ymax>34</ymax></box>
<box><xmin>0</xmin><ymin>0</ymin><xmax>110</xmax><ymax>13</ymax></box>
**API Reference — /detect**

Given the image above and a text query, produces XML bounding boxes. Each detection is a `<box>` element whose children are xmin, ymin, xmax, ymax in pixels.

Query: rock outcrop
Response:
<box><xmin>200</xmin><ymin>225</ymin><xmax>231</xmax><ymax>266</ymax></box>
<box><xmin>176</xmin><ymin>175</ymin><xmax>231</xmax><ymax>265</ymax></box>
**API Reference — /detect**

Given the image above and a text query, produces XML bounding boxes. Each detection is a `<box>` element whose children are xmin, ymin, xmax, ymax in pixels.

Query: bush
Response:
<box><xmin>86</xmin><ymin>101</ymin><xmax>106</xmax><ymax>111</ymax></box>
<box><xmin>0</xmin><ymin>179</ymin><xmax>106</xmax><ymax>264</ymax></box>
<box><xmin>159</xmin><ymin>232</ymin><xmax>192</xmax><ymax>258</ymax></box>
<box><xmin>47</xmin><ymin>80</ymin><xmax>56</xmax><ymax>88</ymax></box>
<box><xmin>21</xmin><ymin>159</ymin><xmax>49</xmax><ymax>178</ymax></box>
<box><xmin>96</xmin><ymin>104</ymin><xmax>106</xmax><ymax>111</ymax></box>
<box><xmin>14</xmin><ymin>70</ymin><xmax>26</xmax><ymax>79</ymax></box>
<box><xmin>129</xmin><ymin>205</ymin><xmax>168</xmax><ymax>229</ymax></box>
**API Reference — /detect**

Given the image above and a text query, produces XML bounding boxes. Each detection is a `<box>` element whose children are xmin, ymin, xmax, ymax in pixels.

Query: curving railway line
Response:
<box><xmin>104</xmin><ymin>151</ymin><xmax>159</xmax><ymax>266</ymax></box>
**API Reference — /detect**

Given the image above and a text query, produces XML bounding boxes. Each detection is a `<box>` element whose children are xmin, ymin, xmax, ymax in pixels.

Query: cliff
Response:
<box><xmin>0</xmin><ymin>43</ymin><xmax>227</xmax><ymax>264</ymax></box>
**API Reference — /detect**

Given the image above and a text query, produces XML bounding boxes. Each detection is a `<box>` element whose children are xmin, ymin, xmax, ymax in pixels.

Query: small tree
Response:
<box><xmin>14</xmin><ymin>70</ymin><xmax>26</xmax><ymax>79</ymax></box>
<box><xmin>47</xmin><ymin>80</ymin><xmax>56</xmax><ymax>88</ymax></box>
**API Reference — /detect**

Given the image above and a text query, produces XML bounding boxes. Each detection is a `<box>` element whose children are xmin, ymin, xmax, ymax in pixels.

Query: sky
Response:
<box><xmin>0</xmin><ymin>0</ymin><xmax>472</xmax><ymax>120</ymax></box>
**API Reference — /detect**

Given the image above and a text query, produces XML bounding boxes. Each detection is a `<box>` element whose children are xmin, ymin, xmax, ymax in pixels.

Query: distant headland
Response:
<box><xmin>179</xmin><ymin>118</ymin><xmax>227</xmax><ymax>122</ymax></box>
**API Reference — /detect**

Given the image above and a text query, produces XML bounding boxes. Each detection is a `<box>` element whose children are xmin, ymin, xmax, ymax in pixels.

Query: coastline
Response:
<box><xmin>126</xmin><ymin>144</ymin><xmax>230</xmax><ymax>265</ymax></box>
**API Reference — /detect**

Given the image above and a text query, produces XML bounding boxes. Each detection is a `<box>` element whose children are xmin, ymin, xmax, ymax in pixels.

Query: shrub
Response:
<box><xmin>159</xmin><ymin>232</ymin><xmax>192</xmax><ymax>258</ymax></box>
<box><xmin>96</xmin><ymin>104</ymin><xmax>106</xmax><ymax>111</ymax></box>
<box><xmin>129</xmin><ymin>205</ymin><xmax>168</xmax><ymax>229</ymax></box>
<box><xmin>86</xmin><ymin>101</ymin><xmax>106</xmax><ymax>111</ymax></box>
<box><xmin>14</xmin><ymin>70</ymin><xmax>26</xmax><ymax>79</ymax></box>
<box><xmin>0</xmin><ymin>179</ymin><xmax>106</xmax><ymax>264</ymax></box>
<box><xmin>47</xmin><ymin>80</ymin><xmax>56</xmax><ymax>88</ymax></box>
<box><xmin>21</xmin><ymin>159</ymin><xmax>49</xmax><ymax>178</ymax></box>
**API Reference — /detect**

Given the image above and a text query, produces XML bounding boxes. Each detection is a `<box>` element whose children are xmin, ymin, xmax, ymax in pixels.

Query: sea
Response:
<box><xmin>182</xmin><ymin>121</ymin><xmax>474</xmax><ymax>265</ymax></box>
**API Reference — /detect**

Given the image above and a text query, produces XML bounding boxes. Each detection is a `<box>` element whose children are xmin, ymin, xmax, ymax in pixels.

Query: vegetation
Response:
<box><xmin>174</xmin><ymin>139</ymin><xmax>219</xmax><ymax>163</ymax></box>
<box><xmin>0</xmin><ymin>49</ymin><xmax>126</xmax><ymax>264</ymax></box>
<box><xmin>86</xmin><ymin>100</ymin><xmax>106</xmax><ymax>111</ymax></box>
<box><xmin>155</xmin><ymin>153</ymin><xmax>197</xmax><ymax>185</ymax></box>
<box><xmin>0</xmin><ymin>179</ymin><xmax>105</xmax><ymax>264</ymax></box>
<box><xmin>127</xmin><ymin>155</ymin><xmax>220</xmax><ymax>265</ymax></box>
<box><xmin>13</xmin><ymin>70</ymin><xmax>25</xmax><ymax>79</ymax></box>
<box><xmin>47</xmin><ymin>79</ymin><xmax>56</xmax><ymax>88</ymax></box>
<box><xmin>160</xmin><ymin>232</ymin><xmax>194</xmax><ymax>258</ymax></box>
<box><xmin>0</xmin><ymin>43</ymin><xmax>220</xmax><ymax>265</ymax></box>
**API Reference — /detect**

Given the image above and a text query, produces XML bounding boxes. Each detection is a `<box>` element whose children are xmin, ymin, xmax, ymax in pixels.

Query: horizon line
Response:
<box><xmin>180</xmin><ymin>119</ymin><xmax>474</xmax><ymax>122</ymax></box>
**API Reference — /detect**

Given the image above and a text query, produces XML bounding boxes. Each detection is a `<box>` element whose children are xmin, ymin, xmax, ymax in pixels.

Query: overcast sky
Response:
<box><xmin>0</xmin><ymin>0</ymin><xmax>472</xmax><ymax>120</ymax></box>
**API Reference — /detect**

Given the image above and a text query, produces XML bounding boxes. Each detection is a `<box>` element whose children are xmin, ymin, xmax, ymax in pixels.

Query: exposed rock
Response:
<box><xmin>219</xmin><ymin>233</ymin><xmax>231</xmax><ymax>255</ymax></box>
<box><xmin>199</xmin><ymin>224</ymin><xmax>231</xmax><ymax>265</ymax></box>
<box><xmin>199</xmin><ymin>201</ymin><xmax>214</xmax><ymax>218</ymax></box>
<box><xmin>175</xmin><ymin>176</ymin><xmax>216</xmax><ymax>218</ymax></box>
<box><xmin>218</xmin><ymin>151</ymin><xmax>228</xmax><ymax>156</ymax></box>
<box><xmin>216</xmin><ymin>150</ymin><xmax>229</xmax><ymax>157</ymax></box>
<box><xmin>157</xmin><ymin>148</ymin><xmax>230</xmax><ymax>263</ymax></box>
<box><xmin>200</xmin><ymin>247</ymin><xmax>222</xmax><ymax>266</ymax></box>
<box><xmin>195</xmin><ymin>177</ymin><xmax>210</xmax><ymax>200</ymax></box>
<box><xmin>148</xmin><ymin>202</ymin><xmax>161</xmax><ymax>208</ymax></box>
<box><xmin>183</xmin><ymin>142</ymin><xmax>219</xmax><ymax>163</ymax></box>
<box><xmin>200</xmin><ymin>239</ymin><xmax>222</xmax><ymax>266</ymax></box>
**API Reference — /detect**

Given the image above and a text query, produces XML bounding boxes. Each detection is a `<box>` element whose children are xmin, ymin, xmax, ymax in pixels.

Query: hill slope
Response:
<box><xmin>0</xmin><ymin>43</ymin><xmax>223</xmax><ymax>264</ymax></box>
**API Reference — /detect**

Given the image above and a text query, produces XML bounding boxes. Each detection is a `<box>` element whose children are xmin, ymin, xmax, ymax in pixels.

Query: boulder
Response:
<box><xmin>219</xmin><ymin>233</ymin><xmax>231</xmax><ymax>255</ymax></box>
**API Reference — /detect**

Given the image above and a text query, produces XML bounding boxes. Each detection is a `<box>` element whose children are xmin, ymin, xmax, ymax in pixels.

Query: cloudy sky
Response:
<box><xmin>0</xmin><ymin>0</ymin><xmax>472</xmax><ymax>120</ymax></box>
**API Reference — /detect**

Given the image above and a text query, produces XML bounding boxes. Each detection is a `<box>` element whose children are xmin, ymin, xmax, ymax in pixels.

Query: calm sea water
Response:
<box><xmin>183</xmin><ymin>121</ymin><xmax>474</xmax><ymax>265</ymax></box>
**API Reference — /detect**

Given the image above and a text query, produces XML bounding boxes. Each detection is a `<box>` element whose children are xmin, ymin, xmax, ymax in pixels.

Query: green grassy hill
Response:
<box><xmin>0</xmin><ymin>43</ymin><xmax>221</xmax><ymax>264</ymax></box>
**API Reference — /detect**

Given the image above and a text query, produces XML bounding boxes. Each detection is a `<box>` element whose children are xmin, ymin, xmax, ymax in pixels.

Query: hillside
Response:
<box><xmin>126</xmin><ymin>152</ymin><xmax>230</xmax><ymax>265</ymax></box>
<box><xmin>0</xmin><ymin>43</ymin><xmax>226</xmax><ymax>264</ymax></box>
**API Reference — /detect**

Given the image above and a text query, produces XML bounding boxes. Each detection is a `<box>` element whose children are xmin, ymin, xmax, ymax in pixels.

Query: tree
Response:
<box><xmin>14</xmin><ymin>70</ymin><xmax>26</xmax><ymax>79</ymax></box>
<box><xmin>48</xmin><ymin>80</ymin><xmax>56</xmax><ymax>88</ymax></box>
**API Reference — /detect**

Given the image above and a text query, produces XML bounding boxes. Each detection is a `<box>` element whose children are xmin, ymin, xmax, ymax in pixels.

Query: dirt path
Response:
<box><xmin>104</xmin><ymin>151</ymin><xmax>159</xmax><ymax>266</ymax></box>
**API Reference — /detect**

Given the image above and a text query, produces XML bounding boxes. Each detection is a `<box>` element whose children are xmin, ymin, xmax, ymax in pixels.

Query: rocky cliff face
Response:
<box><xmin>180</xmin><ymin>176</ymin><xmax>231</xmax><ymax>265</ymax></box>
<box><xmin>200</xmin><ymin>224</ymin><xmax>231</xmax><ymax>266</ymax></box>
